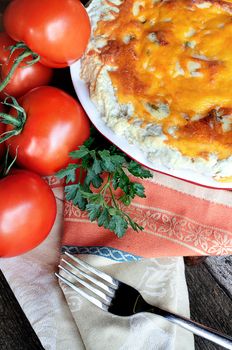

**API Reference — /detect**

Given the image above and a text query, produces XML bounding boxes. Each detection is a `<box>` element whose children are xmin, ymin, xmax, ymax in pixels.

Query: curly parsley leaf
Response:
<box><xmin>128</xmin><ymin>160</ymin><xmax>153</xmax><ymax>178</ymax></box>
<box><xmin>56</xmin><ymin>128</ymin><xmax>153</xmax><ymax>237</ymax></box>
<box><xmin>70</xmin><ymin>146</ymin><xmax>89</xmax><ymax>159</ymax></box>
<box><xmin>56</xmin><ymin>163</ymin><xmax>80</xmax><ymax>184</ymax></box>
<box><xmin>97</xmin><ymin>207</ymin><xmax>111</xmax><ymax>229</ymax></box>
<box><xmin>64</xmin><ymin>184</ymin><xmax>87</xmax><ymax>210</ymax></box>
<box><xmin>86</xmin><ymin>203</ymin><xmax>102</xmax><ymax>221</ymax></box>
<box><xmin>109</xmin><ymin>215</ymin><xmax>128</xmax><ymax>238</ymax></box>
<box><xmin>85</xmin><ymin>168</ymin><xmax>103</xmax><ymax>188</ymax></box>
<box><xmin>92</xmin><ymin>157</ymin><xmax>102</xmax><ymax>174</ymax></box>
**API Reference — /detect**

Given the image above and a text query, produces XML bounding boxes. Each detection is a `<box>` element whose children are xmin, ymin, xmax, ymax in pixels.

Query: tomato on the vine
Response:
<box><xmin>3</xmin><ymin>86</ymin><xmax>90</xmax><ymax>176</ymax></box>
<box><xmin>0</xmin><ymin>170</ymin><xmax>57</xmax><ymax>257</ymax></box>
<box><xmin>0</xmin><ymin>32</ymin><xmax>14</xmax><ymax>64</ymax></box>
<box><xmin>3</xmin><ymin>0</ymin><xmax>91</xmax><ymax>68</ymax></box>
<box><xmin>0</xmin><ymin>104</ymin><xmax>6</xmax><ymax>160</ymax></box>
<box><xmin>0</xmin><ymin>32</ymin><xmax>53</xmax><ymax>99</ymax></box>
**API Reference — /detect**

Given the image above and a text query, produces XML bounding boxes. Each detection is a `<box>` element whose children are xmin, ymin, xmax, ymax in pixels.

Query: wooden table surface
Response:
<box><xmin>0</xmin><ymin>270</ymin><xmax>44</xmax><ymax>350</ymax></box>
<box><xmin>0</xmin><ymin>256</ymin><xmax>231</xmax><ymax>350</ymax></box>
<box><xmin>185</xmin><ymin>256</ymin><xmax>232</xmax><ymax>350</ymax></box>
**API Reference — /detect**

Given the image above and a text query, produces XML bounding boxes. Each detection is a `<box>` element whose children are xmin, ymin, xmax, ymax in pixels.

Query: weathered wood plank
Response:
<box><xmin>0</xmin><ymin>270</ymin><xmax>44</xmax><ymax>350</ymax></box>
<box><xmin>205</xmin><ymin>256</ymin><xmax>232</xmax><ymax>298</ymax></box>
<box><xmin>185</xmin><ymin>262</ymin><xmax>232</xmax><ymax>350</ymax></box>
<box><xmin>0</xmin><ymin>0</ymin><xmax>9</xmax><ymax>11</ymax></box>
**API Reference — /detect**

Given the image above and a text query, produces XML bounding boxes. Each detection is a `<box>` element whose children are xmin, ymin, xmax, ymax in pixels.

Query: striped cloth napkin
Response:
<box><xmin>59</xmin><ymin>170</ymin><xmax>232</xmax><ymax>259</ymax></box>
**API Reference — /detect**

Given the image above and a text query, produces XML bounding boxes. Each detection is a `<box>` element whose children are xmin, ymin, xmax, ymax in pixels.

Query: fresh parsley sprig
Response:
<box><xmin>56</xmin><ymin>128</ymin><xmax>153</xmax><ymax>237</ymax></box>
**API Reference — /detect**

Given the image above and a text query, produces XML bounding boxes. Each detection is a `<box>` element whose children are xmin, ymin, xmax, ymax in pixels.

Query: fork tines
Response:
<box><xmin>55</xmin><ymin>251</ymin><xmax>118</xmax><ymax>311</ymax></box>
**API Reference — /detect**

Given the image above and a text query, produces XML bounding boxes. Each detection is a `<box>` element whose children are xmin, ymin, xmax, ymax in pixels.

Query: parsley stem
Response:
<box><xmin>78</xmin><ymin>167</ymin><xmax>83</xmax><ymax>183</ymax></box>
<box><xmin>123</xmin><ymin>212</ymin><xmax>144</xmax><ymax>231</ymax></box>
<box><xmin>109</xmin><ymin>185</ymin><xmax>119</xmax><ymax>210</ymax></box>
<box><xmin>100</xmin><ymin>173</ymin><xmax>111</xmax><ymax>197</ymax></box>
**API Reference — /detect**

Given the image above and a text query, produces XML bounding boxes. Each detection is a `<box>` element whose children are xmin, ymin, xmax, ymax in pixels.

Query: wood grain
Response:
<box><xmin>185</xmin><ymin>259</ymin><xmax>232</xmax><ymax>350</ymax></box>
<box><xmin>205</xmin><ymin>256</ymin><xmax>232</xmax><ymax>297</ymax></box>
<box><xmin>0</xmin><ymin>270</ymin><xmax>44</xmax><ymax>350</ymax></box>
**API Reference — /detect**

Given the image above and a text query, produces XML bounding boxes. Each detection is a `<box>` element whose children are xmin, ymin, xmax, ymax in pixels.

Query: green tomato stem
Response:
<box><xmin>0</xmin><ymin>96</ymin><xmax>27</xmax><ymax>143</ymax></box>
<box><xmin>0</xmin><ymin>112</ymin><xmax>21</xmax><ymax>127</ymax></box>
<box><xmin>0</xmin><ymin>145</ymin><xmax>18</xmax><ymax>178</ymax></box>
<box><xmin>0</xmin><ymin>129</ymin><xmax>21</xmax><ymax>143</ymax></box>
<box><xmin>0</xmin><ymin>44</ymin><xmax>40</xmax><ymax>92</ymax></box>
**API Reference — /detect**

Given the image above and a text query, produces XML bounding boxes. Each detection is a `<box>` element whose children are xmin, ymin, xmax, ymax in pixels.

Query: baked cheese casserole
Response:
<box><xmin>81</xmin><ymin>0</ymin><xmax>232</xmax><ymax>178</ymax></box>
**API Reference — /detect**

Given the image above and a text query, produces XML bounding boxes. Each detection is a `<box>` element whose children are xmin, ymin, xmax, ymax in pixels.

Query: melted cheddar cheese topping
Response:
<box><xmin>95</xmin><ymin>0</ymin><xmax>232</xmax><ymax>160</ymax></box>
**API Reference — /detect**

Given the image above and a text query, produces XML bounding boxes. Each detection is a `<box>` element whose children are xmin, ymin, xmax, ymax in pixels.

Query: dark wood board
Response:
<box><xmin>205</xmin><ymin>256</ymin><xmax>232</xmax><ymax>297</ymax></box>
<box><xmin>185</xmin><ymin>257</ymin><xmax>232</xmax><ymax>350</ymax></box>
<box><xmin>0</xmin><ymin>270</ymin><xmax>44</xmax><ymax>350</ymax></box>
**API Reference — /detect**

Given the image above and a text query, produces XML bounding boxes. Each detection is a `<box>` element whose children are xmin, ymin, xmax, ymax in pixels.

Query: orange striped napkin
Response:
<box><xmin>52</xmin><ymin>170</ymin><xmax>232</xmax><ymax>261</ymax></box>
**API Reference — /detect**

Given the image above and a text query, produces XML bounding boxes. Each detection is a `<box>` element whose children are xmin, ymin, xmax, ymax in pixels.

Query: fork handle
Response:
<box><xmin>150</xmin><ymin>307</ymin><xmax>232</xmax><ymax>349</ymax></box>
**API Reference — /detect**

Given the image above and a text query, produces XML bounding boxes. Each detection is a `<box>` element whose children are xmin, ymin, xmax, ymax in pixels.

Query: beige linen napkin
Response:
<box><xmin>60</xmin><ymin>255</ymin><xmax>193</xmax><ymax>350</ymax></box>
<box><xmin>0</xmin><ymin>186</ymin><xmax>194</xmax><ymax>350</ymax></box>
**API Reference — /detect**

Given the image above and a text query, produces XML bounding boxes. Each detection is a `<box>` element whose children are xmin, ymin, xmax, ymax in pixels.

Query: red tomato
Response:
<box><xmin>0</xmin><ymin>32</ymin><xmax>14</xmax><ymax>64</ymax></box>
<box><xmin>5</xmin><ymin>86</ymin><xmax>90</xmax><ymax>176</ymax></box>
<box><xmin>3</xmin><ymin>0</ymin><xmax>91</xmax><ymax>68</ymax></box>
<box><xmin>0</xmin><ymin>123</ymin><xmax>5</xmax><ymax>159</ymax></box>
<box><xmin>0</xmin><ymin>104</ymin><xmax>6</xmax><ymax>160</ymax></box>
<box><xmin>0</xmin><ymin>32</ymin><xmax>53</xmax><ymax>99</ymax></box>
<box><xmin>0</xmin><ymin>170</ymin><xmax>57</xmax><ymax>257</ymax></box>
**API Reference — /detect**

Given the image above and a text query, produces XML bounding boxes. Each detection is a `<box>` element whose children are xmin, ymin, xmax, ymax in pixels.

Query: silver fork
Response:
<box><xmin>56</xmin><ymin>252</ymin><xmax>232</xmax><ymax>350</ymax></box>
